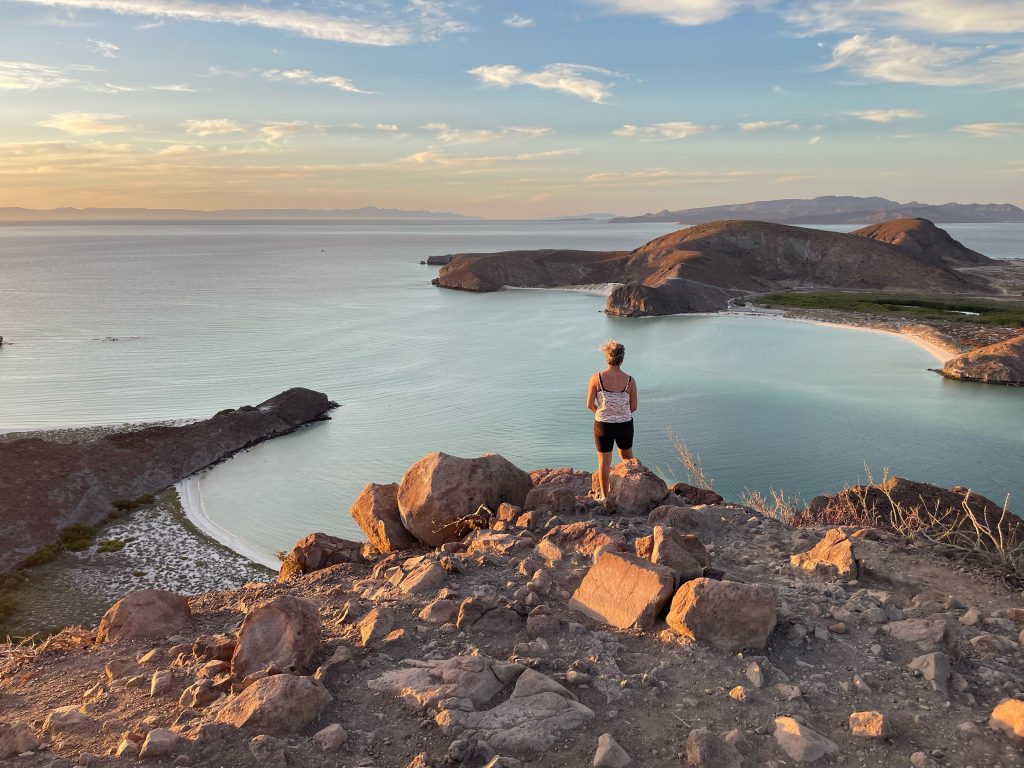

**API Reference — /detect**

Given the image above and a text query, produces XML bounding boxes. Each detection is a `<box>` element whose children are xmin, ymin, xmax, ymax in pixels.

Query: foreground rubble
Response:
<box><xmin>1</xmin><ymin>454</ymin><xmax>1022</xmax><ymax>768</ymax></box>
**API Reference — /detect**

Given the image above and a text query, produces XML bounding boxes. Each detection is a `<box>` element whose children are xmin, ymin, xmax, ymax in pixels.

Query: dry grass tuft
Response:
<box><xmin>666</xmin><ymin>430</ymin><xmax>714</xmax><ymax>490</ymax></box>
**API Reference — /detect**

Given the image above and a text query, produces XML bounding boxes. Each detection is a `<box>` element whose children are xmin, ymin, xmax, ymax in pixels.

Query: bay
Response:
<box><xmin>1</xmin><ymin>221</ymin><xmax>1021</xmax><ymax>562</ymax></box>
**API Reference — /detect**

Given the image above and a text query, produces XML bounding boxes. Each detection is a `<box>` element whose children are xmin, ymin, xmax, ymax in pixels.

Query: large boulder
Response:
<box><xmin>666</xmin><ymin>578</ymin><xmax>776</xmax><ymax>651</ymax></box>
<box><xmin>942</xmin><ymin>335</ymin><xmax>1024</xmax><ymax>386</ymax></box>
<box><xmin>350</xmin><ymin>482</ymin><xmax>416</xmax><ymax>553</ymax></box>
<box><xmin>215</xmin><ymin>675</ymin><xmax>331</xmax><ymax>734</ymax></box>
<box><xmin>232</xmin><ymin>596</ymin><xmax>321</xmax><ymax>679</ymax></box>
<box><xmin>604</xmin><ymin>460</ymin><xmax>668</xmax><ymax>515</ymax></box>
<box><xmin>523</xmin><ymin>485</ymin><xmax>576</xmax><ymax>515</ymax></box>
<box><xmin>398</xmin><ymin>452</ymin><xmax>533</xmax><ymax>546</ymax></box>
<box><xmin>278</xmin><ymin>533</ymin><xmax>364</xmax><ymax>581</ymax></box>
<box><xmin>96</xmin><ymin>590</ymin><xmax>192</xmax><ymax>644</ymax></box>
<box><xmin>568</xmin><ymin>551</ymin><xmax>675</xmax><ymax>629</ymax></box>
<box><xmin>790</xmin><ymin>528</ymin><xmax>859</xmax><ymax>579</ymax></box>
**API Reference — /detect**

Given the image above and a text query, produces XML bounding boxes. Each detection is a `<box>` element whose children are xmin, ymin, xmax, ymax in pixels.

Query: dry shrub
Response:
<box><xmin>666</xmin><ymin>430</ymin><xmax>714</xmax><ymax>490</ymax></box>
<box><xmin>0</xmin><ymin>625</ymin><xmax>92</xmax><ymax>676</ymax></box>
<box><xmin>743</xmin><ymin>467</ymin><xmax>1022</xmax><ymax>586</ymax></box>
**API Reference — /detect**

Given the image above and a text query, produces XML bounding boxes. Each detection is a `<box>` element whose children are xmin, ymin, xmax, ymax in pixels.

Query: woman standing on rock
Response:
<box><xmin>586</xmin><ymin>339</ymin><xmax>638</xmax><ymax>500</ymax></box>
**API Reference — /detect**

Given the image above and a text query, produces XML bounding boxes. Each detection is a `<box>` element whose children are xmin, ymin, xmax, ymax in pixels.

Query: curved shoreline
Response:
<box><xmin>175</xmin><ymin>474</ymin><xmax>280</xmax><ymax>570</ymax></box>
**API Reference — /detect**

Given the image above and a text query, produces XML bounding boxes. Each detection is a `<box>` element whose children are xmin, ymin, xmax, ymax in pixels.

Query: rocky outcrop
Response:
<box><xmin>809</xmin><ymin>476</ymin><xmax>1022</xmax><ymax>546</ymax></box>
<box><xmin>941</xmin><ymin>335</ymin><xmax>1024</xmax><ymax>386</ymax></box>
<box><xmin>397</xmin><ymin>452</ymin><xmax>533</xmax><ymax>546</ymax></box>
<box><xmin>0</xmin><ymin>388</ymin><xmax>337</xmax><ymax>572</ymax></box>
<box><xmin>434</xmin><ymin>220</ymin><xmax>993</xmax><ymax>313</ymax></box>
<box><xmin>350</xmin><ymin>482</ymin><xmax>416</xmax><ymax>553</ymax></box>
<box><xmin>605</xmin><ymin>279</ymin><xmax>741</xmax><ymax>317</ymax></box>
<box><xmin>851</xmin><ymin>218</ymin><xmax>991</xmax><ymax>267</ymax></box>
<box><xmin>96</xmin><ymin>590</ymin><xmax>192</xmax><ymax>643</ymax></box>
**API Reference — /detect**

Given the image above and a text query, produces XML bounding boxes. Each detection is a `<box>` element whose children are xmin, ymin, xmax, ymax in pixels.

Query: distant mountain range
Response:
<box><xmin>0</xmin><ymin>206</ymin><xmax>479</xmax><ymax>222</ymax></box>
<box><xmin>610</xmin><ymin>196</ymin><xmax>1024</xmax><ymax>225</ymax></box>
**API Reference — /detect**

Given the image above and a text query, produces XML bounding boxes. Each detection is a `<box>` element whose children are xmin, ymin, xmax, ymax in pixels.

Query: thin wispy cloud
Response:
<box><xmin>0</xmin><ymin>60</ymin><xmax>79</xmax><ymax>90</ymax></box>
<box><xmin>828</xmin><ymin>35</ymin><xmax>1024</xmax><ymax>88</ymax></box>
<box><xmin>953</xmin><ymin>122</ymin><xmax>1024</xmax><ymax>138</ymax></box>
<box><xmin>784</xmin><ymin>0</ymin><xmax>1024</xmax><ymax>35</ymax></box>
<box><xmin>376</xmin><ymin>123</ymin><xmax>401</xmax><ymax>133</ymax></box>
<box><xmin>260</xmin><ymin>121</ymin><xmax>315</xmax><ymax>143</ymax></box>
<box><xmin>9</xmin><ymin>0</ymin><xmax>433</xmax><ymax>46</ymax></box>
<box><xmin>37</xmin><ymin>111</ymin><xmax>130</xmax><ymax>134</ymax></box>
<box><xmin>468</xmin><ymin>63</ymin><xmax>619</xmax><ymax>103</ymax></box>
<box><xmin>183</xmin><ymin>119</ymin><xmax>245</xmax><ymax>136</ymax></box>
<box><xmin>263</xmin><ymin>69</ymin><xmax>372</xmax><ymax>95</ymax></box>
<box><xmin>612</xmin><ymin>121</ymin><xmax>710</xmax><ymax>139</ymax></box>
<box><xmin>423</xmin><ymin>123</ymin><xmax>552</xmax><ymax>144</ymax></box>
<box><xmin>738</xmin><ymin>120</ymin><xmax>794</xmax><ymax>131</ymax></box>
<box><xmin>809</xmin><ymin>135</ymin><xmax>822</xmax><ymax>144</ymax></box>
<box><xmin>845</xmin><ymin>109</ymin><xmax>924</xmax><ymax>123</ymax></box>
<box><xmin>502</xmin><ymin>14</ymin><xmax>535</xmax><ymax>28</ymax></box>
<box><xmin>87</xmin><ymin>38</ymin><xmax>118</xmax><ymax>57</ymax></box>
<box><xmin>590</xmin><ymin>0</ymin><xmax>754</xmax><ymax>26</ymax></box>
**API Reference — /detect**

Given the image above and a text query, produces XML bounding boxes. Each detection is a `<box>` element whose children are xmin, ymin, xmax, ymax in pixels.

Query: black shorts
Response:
<box><xmin>594</xmin><ymin>419</ymin><xmax>634</xmax><ymax>453</ymax></box>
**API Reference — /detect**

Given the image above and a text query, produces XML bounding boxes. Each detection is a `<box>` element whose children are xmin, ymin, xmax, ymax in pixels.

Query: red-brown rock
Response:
<box><xmin>397</xmin><ymin>452</ymin><xmax>532</xmax><ymax>546</ymax></box>
<box><xmin>350</xmin><ymin>482</ymin><xmax>416</xmax><ymax>553</ymax></box>
<box><xmin>568</xmin><ymin>551</ymin><xmax>676</xmax><ymax>629</ymax></box>
<box><xmin>96</xmin><ymin>590</ymin><xmax>192</xmax><ymax>644</ymax></box>
<box><xmin>215</xmin><ymin>675</ymin><xmax>331</xmax><ymax>734</ymax></box>
<box><xmin>666</xmin><ymin>578</ymin><xmax>776</xmax><ymax>651</ymax></box>
<box><xmin>278</xmin><ymin>532</ymin><xmax>364</xmax><ymax>581</ymax></box>
<box><xmin>604</xmin><ymin>460</ymin><xmax>668</xmax><ymax>515</ymax></box>
<box><xmin>231</xmin><ymin>596</ymin><xmax>321</xmax><ymax>679</ymax></box>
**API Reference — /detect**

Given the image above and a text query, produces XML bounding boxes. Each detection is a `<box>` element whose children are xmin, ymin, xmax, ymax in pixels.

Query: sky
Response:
<box><xmin>1</xmin><ymin>0</ymin><xmax>1022</xmax><ymax>217</ymax></box>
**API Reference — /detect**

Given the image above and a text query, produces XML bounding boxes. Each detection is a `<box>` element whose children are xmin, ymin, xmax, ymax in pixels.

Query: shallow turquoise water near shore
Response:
<box><xmin>1</xmin><ymin>221</ymin><xmax>1021</xmax><ymax>561</ymax></box>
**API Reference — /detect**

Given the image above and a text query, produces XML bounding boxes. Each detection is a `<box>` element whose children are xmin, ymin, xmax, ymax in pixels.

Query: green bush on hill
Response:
<box><xmin>758</xmin><ymin>292</ymin><xmax>1024</xmax><ymax>327</ymax></box>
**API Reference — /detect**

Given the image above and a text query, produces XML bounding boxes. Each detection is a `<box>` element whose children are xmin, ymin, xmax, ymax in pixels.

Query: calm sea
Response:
<box><xmin>1</xmin><ymin>221</ymin><xmax>1021</xmax><ymax>562</ymax></box>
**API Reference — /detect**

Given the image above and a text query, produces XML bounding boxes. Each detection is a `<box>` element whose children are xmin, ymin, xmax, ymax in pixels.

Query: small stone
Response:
<box><xmin>593</xmin><ymin>733</ymin><xmax>631</xmax><ymax>767</ymax></box>
<box><xmin>312</xmin><ymin>723</ymin><xmax>348</xmax><ymax>752</ymax></box>
<box><xmin>989</xmin><ymin>698</ymin><xmax>1024</xmax><ymax>744</ymax></box>
<box><xmin>139</xmin><ymin>728</ymin><xmax>178</xmax><ymax>758</ymax></box>
<box><xmin>150</xmin><ymin>670</ymin><xmax>173</xmax><ymax>697</ymax></box>
<box><xmin>686</xmin><ymin>728</ymin><xmax>742</xmax><ymax>767</ymax></box>
<box><xmin>960</xmin><ymin>607</ymin><xmax>981</xmax><ymax>626</ymax></box>
<box><xmin>773</xmin><ymin>717</ymin><xmax>839</xmax><ymax>763</ymax></box>
<box><xmin>728</xmin><ymin>685</ymin><xmax>748</xmax><ymax>702</ymax></box>
<box><xmin>849</xmin><ymin>711</ymin><xmax>890</xmax><ymax>739</ymax></box>
<box><xmin>745</xmin><ymin>662</ymin><xmax>764</xmax><ymax>688</ymax></box>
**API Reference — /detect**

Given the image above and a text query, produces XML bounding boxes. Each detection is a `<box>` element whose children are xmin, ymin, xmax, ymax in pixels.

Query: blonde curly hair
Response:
<box><xmin>600</xmin><ymin>338</ymin><xmax>625</xmax><ymax>366</ymax></box>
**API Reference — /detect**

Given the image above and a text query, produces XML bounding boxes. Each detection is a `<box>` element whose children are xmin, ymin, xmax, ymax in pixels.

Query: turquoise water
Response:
<box><xmin>1</xmin><ymin>221</ymin><xmax>1021</xmax><ymax>560</ymax></box>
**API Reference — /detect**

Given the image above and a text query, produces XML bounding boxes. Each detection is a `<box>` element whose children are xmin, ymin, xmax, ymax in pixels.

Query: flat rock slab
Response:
<box><xmin>370</xmin><ymin>657</ymin><xmax>592</xmax><ymax>760</ymax></box>
<box><xmin>568</xmin><ymin>550</ymin><xmax>676</xmax><ymax>629</ymax></box>
<box><xmin>666</xmin><ymin>578</ymin><xmax>776</xmax><ymax>651</ymax></box>
<box><xmin>215</xmin><ymin>675</ymin><xmax>331</xmax><ymax>735</ymax></box>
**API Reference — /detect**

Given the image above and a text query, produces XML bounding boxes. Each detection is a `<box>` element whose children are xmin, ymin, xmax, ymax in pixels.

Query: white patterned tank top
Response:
<box><xmin>594</xmin><ymin>373</ymin><xmax>633</xmax><ymax>423</ymax></box>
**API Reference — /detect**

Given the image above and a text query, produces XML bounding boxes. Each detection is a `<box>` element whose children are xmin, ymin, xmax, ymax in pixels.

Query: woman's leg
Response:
<box><xmin>616</xmin><ymin>421</ymin><xmax>635</xmax><ymax>464</ymax></box>
<box><xmin>597</xmin><ymin>451</ymin><xmax>613</xmax><ymax>497</ymax></box>
<box><xmin>618</xmin><ymin>447</ymin><xmax>634</xmax><ymax>462</ymax></box>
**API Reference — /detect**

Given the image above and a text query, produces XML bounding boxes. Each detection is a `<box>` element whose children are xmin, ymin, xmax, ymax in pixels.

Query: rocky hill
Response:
<box><xmin>434</xmin><ymin>219</ymin><xmax>996</xmax><ymax>317</ymax></box>
<box><xmin>609</xmin><ymin>197</ymin><xmax>1024</xmax><ymax>225</ymax></box>
<box><xmin>0</xmin><ymin>389</ymin><xmax>336</xmax><ymax>572</ymax></box>
<box><xmin>941</xmin><ymin>336</ymin><xmax>1024</xmax><ymax>385</ymax></box>
<box><xmin>1</xmin><ymin>452</ymin><xmax>1022</xmax><ymax>768</ymax></box>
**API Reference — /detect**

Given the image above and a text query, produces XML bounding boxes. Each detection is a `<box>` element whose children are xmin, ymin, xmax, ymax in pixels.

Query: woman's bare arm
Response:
<box><xmin>629</xmin><ymin>378</ymin><xmax>638</xmax><ymax>412</ymax></box>
<box><xmin>586</xmin><ymin>375</ymin><xmax>598</xmax><ymax>413</ymax></box>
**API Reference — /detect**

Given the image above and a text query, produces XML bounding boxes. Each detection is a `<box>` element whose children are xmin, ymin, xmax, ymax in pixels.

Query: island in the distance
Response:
<box><xmin>433</xmin><ymin>218</ymin><xmax>1024</xmax><ymax>384</ymax></box>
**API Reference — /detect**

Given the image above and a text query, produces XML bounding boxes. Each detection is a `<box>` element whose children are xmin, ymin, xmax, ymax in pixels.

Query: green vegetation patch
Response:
<box><xmin>758</xmin><ymin>292</ymin><xmax>1024</xmax><ymax>327</ymax></box>
<box><xmin>96</xmin><ymin>539</ymin><xmax>126</xmax><ymax>553</ymax></box>
<box><xmin>17</xmin><ymin>525</ymin><xmax>98</xmax><ymax>569</ymax></box>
